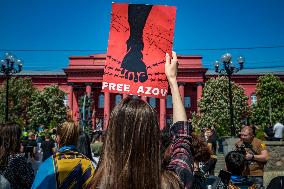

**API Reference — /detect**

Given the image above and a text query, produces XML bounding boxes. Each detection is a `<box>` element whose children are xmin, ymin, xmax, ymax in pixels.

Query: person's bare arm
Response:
<box><xmin>246</xmin><ymin>150</ymin><xmax>269</xmax><ymax>162</ymax></box>
<box><xmin>166</xmin><ymin>53</ymin><xmax>193</xmax><ymax>188</ymax></box>
<box><xmin>165</xmin><ymin>51</ymin><xmax>187</xmax><ymax>123</ymax></box>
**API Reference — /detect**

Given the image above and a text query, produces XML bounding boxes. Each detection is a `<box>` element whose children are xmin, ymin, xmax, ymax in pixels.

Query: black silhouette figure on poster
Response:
<box><xmin>121</xmin><ymin>4</ymin><xmax>153</xmax><ymax>83</ymax></box>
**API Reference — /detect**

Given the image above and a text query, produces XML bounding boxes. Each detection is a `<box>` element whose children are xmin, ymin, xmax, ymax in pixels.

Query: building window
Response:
<box><xmin>184</xmin><ymin>96</ymin><xmax>191</xmax><ymax>108</ymax></box>
<box><xmin>98</xmin><ymin>94</ymin><xmax>104</xmax><ymax>108</ymax></box>
<box><xmin>149</xmin><ymin>97</ymin><xmax>156</xmax><ymax>108</ymax></box>
<box><xmin>166</xmin><ymin>95</ymin><xmax>172</xmax><ymax>108</ymax></box>
<box><xmin>115</xmin><ymin>94</ymin><xmax>122</xmax><ymax>105</ymax></box>
<box><xmin>251</xmin><ymin>94</ymin><xmax>257</xmax><ymax>105</ymax></box>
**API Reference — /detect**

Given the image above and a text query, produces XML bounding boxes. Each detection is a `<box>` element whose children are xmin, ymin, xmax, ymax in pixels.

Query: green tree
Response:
<box><xmin>0</xmin><ymin>77</ymin><xmax>36</xmax><ymax>126</ymax></box>
<box><xmin>193</xmin><ymin>76</ymin><xmax>249</xmax><ymax>136</ymax></box>
<box><xmin>251</xmin><ymin>74</ymin><xmax>284</xmax><ymax>127</ymax></box>
<box><xmin>28</xmin><ymin>85</ymin><xmax>67</xmax><ymax>130</ymax></box>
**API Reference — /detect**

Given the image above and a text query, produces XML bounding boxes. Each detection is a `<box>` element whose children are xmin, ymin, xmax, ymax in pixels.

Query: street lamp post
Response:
<box><xmin>214</xmin><ymin>53</ymin><xmax>244</xmax><ymax>136</ymax></box>
<box><xmin>0</xmin><ymin>52</ymin><xmax>23</xmax><ymax>122</ymax></box>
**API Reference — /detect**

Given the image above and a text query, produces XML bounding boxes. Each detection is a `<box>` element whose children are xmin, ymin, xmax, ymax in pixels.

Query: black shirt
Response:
<box><xmin>24</xmin><ymin>139</ymin><xmax>37</xmax><ymax>152</ymax></box>
<box><xmin>264</xmin><ymin>126</ymin><xmax>274</xmax><ymax>138</ymax></box>
<box><xmin>41</xmin><ymin>140</ymin><xmax>55</xmax><ymax>162</ymax></box>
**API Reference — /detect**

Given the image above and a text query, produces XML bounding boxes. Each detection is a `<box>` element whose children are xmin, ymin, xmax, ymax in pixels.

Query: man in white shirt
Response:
<box><xmin>273</xmin><ymin>122</ymin><xmax>284</xmax><ymax>141</ymax></box>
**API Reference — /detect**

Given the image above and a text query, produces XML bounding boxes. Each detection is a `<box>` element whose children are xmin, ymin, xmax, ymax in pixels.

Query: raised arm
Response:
<box><xmin>165</xmin><ymin>52</ymin><xmax>193</xmax><ymax>189</ymax></box>
<box><xmin>165</xmin><ymin>52</ymin><xmax>187</xmax><ymax>123</ymax></box>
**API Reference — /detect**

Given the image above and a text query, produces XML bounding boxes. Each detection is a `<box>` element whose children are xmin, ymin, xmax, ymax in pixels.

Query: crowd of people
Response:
<box><xmin>264</xmin><ymin>122</ymin><xmax>284</xmax><ymax>141</ymax></box>
<box><xmin>0</xmin><ymin>52</ymin><xmax>283</xmax><ymax>189</ymax></box>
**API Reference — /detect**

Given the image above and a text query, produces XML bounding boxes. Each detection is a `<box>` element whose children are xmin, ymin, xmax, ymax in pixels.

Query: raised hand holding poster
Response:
<box><xmin>102</xmin><ymin>3</ymin><xmax>176</xmax><ymax>99</ymax></box>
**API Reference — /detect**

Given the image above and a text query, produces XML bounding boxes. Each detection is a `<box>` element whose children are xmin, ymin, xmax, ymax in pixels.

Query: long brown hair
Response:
<box><xmin>191</xmin><ymin>134</ymin><xmax>211</xmax><ymax>162</ymax></box>
<box><xmin>0</xmin><ymin>123</ymin><xmax>22</xmax><ymax>167</ymax></box>
<box><xmin>92</xmin><ymin>97</ymin><xmax>164</xmax><ymax>189</ymax></box>
<box><xmin>56</xmin><ymin>121</ymin><xmax>79</xmax><ymax>147</ymax></box>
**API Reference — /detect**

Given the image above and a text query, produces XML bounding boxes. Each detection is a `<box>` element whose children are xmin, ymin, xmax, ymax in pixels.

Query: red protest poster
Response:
<box><xmin>102</xmin><ymin>3</ymin><xmax>176</xmax><ymax>99</ymax></box>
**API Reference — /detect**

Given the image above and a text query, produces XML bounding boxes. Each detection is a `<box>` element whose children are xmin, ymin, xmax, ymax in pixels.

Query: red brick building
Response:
<box><xmin>1</xmin><ymin>54</ymin><xmax>284</xmax><ymax>129</ymax></box>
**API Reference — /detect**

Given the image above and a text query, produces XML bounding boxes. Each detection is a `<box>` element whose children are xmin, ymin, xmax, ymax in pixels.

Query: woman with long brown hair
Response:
<box><xmin>91</xmin><ymin>52</ymin><xmax>194</xmax><ymax>189</ymax></box>
<box><xmin>0</xmin><ymin>123</ymin><xmax>34</xmax><ymax>189</ymax></box>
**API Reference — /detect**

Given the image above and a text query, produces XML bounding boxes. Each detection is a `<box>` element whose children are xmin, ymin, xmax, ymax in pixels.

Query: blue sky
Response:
<box><xmin>1</xmin><ymin>0</ymin><xmax>284</xmax><ymax>71</ymax></box>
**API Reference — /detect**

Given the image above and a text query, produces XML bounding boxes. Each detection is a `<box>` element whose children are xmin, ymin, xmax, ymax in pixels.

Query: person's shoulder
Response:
<box><xmin>252</xmin><ymin>137</ymin><xmax>263</xmax><ymax>143</ymax></box>
<box><xmin>32</xmin><ymin>157</ymin><xmax>56</xmax><ymax>189</ymax></box>
<box><xmin>7</xmin><ymin>154</ymin><xmax>31</xmax><ymax>170</ymax></box>
<box><xmin>274</xmin><ymin>122</ymin><xmax>284</xmax><ymax>128</ymax></box>
<box><xmin>252</xmin><ymin>137</ymin><xmax>263</xmax><ymax>145</ymax></box>
<box><xmin>39</xmin><ymin>156</ymin><xmax>54</xmax><ymax>170</ymax></box>
<box><xmin>253</xmin><ymin>137</ymin><xmax>267</xmax><ymax>150</ymax></box>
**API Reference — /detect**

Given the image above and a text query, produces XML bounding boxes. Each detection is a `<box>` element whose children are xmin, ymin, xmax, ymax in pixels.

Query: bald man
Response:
<box><xmin>235</xmin><ymin>126</ymin><xmax>268</xmax><ymax>189</ymax></box>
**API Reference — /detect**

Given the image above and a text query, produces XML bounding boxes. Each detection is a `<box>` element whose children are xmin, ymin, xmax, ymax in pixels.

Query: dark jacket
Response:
<box><xmin>0</xmin><ymin>154</ymin><xmax>34</xmax><ymax>189</ymax></box>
